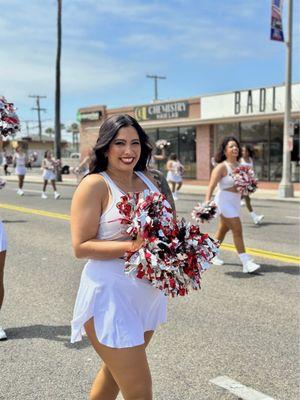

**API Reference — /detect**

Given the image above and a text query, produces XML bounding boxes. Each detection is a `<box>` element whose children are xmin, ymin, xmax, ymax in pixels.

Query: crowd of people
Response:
<box><xmin>1</xmin><ymin>114</ymin><xmax>266</xmax><ymax>400</ymax></box>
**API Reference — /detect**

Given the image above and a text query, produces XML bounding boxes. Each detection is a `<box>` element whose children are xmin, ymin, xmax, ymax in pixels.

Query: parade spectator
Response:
<box><xmin>13</xmin><ymin>146</ymin><xmax>27</xmax><ymax>196</ymax></box>
<box><xmin>205</xmin><ymin>136</ymin><xmax>260</xmax><ymax>273</ymax></box>
<box><xmin>41</xmin><ymin>150</ymin><xmax>61</xmax><ymax>199</ymax></box>
<box><xmin>2</xmin><ymin>151</ymin><xmax>11</xmax><ymax>176</ymax></box>
<box><xmin>0</xmin><ymin>220</ymin><xmax>7</xmax><ymax>340</ymax></box>
<box><xmin>166</xmin><ymin>153</ymin><xmax>184</xmax><ymax>200</ymax></box>
<box><xmin>240</xmin><ymin>145</ymin><xmax>264</xmax><ymax>225</ymax></box>
<box><xmin>70</xmin><ymin>114</ymin><xmax>174</xmax><ymax>400</ymax></box>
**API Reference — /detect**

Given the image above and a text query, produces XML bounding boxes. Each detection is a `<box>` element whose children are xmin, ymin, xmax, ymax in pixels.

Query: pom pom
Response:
<box><xmin>116</xmin><ymin>191</ymin><xmax>219</xmax><ymax>297</ymax></box>
<box><xmin>232</xmin><ymin>165</ymin><xmax>258</xmax><ymax>196</ymax></box>
<box><xmin>191</xmin><ymin>201</ymin><xmax>218</xmax><ymax>223</ymax></box>
<box><xmin>0</xmin><ymin>96</ymin><xmax>20</xmax><ymax>137</ymax></box>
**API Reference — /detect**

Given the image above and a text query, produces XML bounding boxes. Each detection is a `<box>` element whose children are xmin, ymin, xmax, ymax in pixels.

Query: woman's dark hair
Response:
<box><xmin>89</xmin><ymin>114</ymin><xmax>153</xmax><ymax>173</ymax></box>
<box><xmin>44</xmin><ymin>150</ymin><xmax>51</xmax><ymax>158</ymax></box>
<box><xmin>214</xmin><ymin>136</ymin><xmax>242</xmax><ymax>163</ymax></box>
<box><xmin>242</xmin><ymin>144</ymin><xmax>254</xmax><ymax>158</ymax></box>
<box><xmin>169</xmin><ymin>153</ymin><xmax>178</xmax><ymax>161</ymax></box>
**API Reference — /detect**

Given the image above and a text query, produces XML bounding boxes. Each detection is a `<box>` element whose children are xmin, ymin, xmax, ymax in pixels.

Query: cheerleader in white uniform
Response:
<box><xmin>205</xmin><ymin>136</ymin><xmax>260</xmax><ymax>274</ymax></box>
<box><xmin>0</xmin><ymin>220</ymin><xmax>7</xmax><ymax>340</ymax></box>
<box><xmin>41</xmin><ymin>150</ymin><xmax>60</xmax><ymax>199</ymax></box>
<box><xmin>240</xmin><ymin>145</ymin><xmax>264</xmax><ymax>225</ymax></box>
<box><xmin>71</xmin><ymin>114</ymin><xmax>173</xmax><ymax>400</ymax></box>
<box><xmin>166</xmin><ymin>153</ymin><xmax>184</xmax><ymax>200</ymax></box>
<box><xmin>13</xmin><ymin>146</ymin><xmax>27</xmax><ymax>196</ymax></box>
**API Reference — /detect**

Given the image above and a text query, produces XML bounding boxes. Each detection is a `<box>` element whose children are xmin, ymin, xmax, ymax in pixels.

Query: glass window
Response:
<box><xmin>270</xmin><ymin>120</ymin><xmax>283</xmax><ymax>181</ymax></box>
<box><xmin>157</xmin><ymin>128</ymin><xmax>179</xmax><ymax>172</ymax></box>
<box><xmin>179</xmin><ymin>127</ymin><xmax>196</xmax><ymax>178</ymax></box>
<box><xmin>215</xmin><ymin>123</ymin><xmax>239</xmax><ymax>151</ymax></box>
<box><xmin>240</xmin><ymin>121</ymin><xmax>269</xmax><ymax>142</ymax></box>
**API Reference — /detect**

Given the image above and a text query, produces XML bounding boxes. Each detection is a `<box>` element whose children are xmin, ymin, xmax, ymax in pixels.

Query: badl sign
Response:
<box><xmin>135</xmin><ymin>101</ymin><xmax>189</xmax><ymax>121</ymax></box>
<box><xmin>234</xmin><ymin>87</ymin><xmax>277</xmax><ymax>115</ymax></box>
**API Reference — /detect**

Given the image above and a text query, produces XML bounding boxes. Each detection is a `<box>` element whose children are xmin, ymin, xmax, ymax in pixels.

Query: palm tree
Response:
<box><xmin>54</xmin><ymin>0</ymin><xmax>62</xmax><ymax>181</ymax></box>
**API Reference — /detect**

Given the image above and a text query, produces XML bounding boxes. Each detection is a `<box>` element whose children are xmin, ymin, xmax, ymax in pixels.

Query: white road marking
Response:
<box><xmin>285</xmin><ymin>216</ymin><xmax>300</xmax><ymax>220</ymax></box>
<box><xmin>9</xmin><ymin>188</ymin><xmax>43</xmax><ymax>194</ymax></box>
<box><xmin>210</xmin><ymin>376</ymin><xmax>277</xmax><ymax>400</ymax></box>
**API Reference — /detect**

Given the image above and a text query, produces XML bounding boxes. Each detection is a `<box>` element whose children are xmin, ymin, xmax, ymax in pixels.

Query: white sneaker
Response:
<box><xmin>240</xmin><ymin>200</ymin><xmax>246</xmax><ymax>206</ymax></box>
<box><xmin>211</xmin><ymin>255</ymin><xmax>224</xmax><ymax>265</ymax></box>
<box><xmin>0</xmin><ymin>326</ymin><xmax>7</xmax><ymax>340</ymax></box>
<box><xmin>254</xmin><ymin>215</ymin><xmax>264</xmax><ymax>225</ymax></box>
<box><xmin>54</xmin><ymin>192</ymin><xmax>61</xmax><ymax>199</ymax></box>
<box><xmin>173</xmin><ymin>193</ymin><xmax>178</xmax><ymax>201</ymax></box>
<box><xmin>243</xmin><ymin>259</ymin><xmax>260</xmax><ymax>274</ymax></box>
<box><xmin>41</xmin><ymin>192</ymin><xmax>47</xmax><ymax>199</ymax></box>
<box><xmin>17</xmin><ymin>189</ymin><xmax>24</xmax><ymax>196</ymax></box>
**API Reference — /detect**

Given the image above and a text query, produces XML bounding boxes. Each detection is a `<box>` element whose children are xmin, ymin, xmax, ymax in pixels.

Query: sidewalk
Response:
<box><xmin>2</xmin><ymin>172</ymin><xmax>300</xmax><ymax>202</ymax></box>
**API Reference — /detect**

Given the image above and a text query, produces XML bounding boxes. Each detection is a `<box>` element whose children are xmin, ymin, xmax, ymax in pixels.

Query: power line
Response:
<box><xmin>29</xmin><ymin>95</ymin><xmax>47</xmax><ymax>141</ymax></box>
<box><xmin>146</xmin><ymin>75</ymin><xmax>166</xmax><ymax>101</ymax></box>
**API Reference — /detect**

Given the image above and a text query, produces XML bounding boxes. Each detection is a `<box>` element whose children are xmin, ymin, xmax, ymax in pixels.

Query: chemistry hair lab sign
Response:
<box><xmin>135</xmin><ymin>101</ymin><xmax>189</xmax><ymax>121</ymax></box>
<box><xmin>201</xmin><ymin>84</ymin><xmax>300</xmax><ymax>120</ymax></box>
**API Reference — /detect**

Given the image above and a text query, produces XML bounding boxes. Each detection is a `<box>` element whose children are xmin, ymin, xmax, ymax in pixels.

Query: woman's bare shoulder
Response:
<box><xmin>75</xmin><ymin>173</ymin><xmax>108</xmax><ymax>197</ymax></box>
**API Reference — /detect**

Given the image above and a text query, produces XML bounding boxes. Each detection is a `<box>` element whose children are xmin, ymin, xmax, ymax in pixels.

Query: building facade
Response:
<box><xmin>78</xmin><ymin>83</ymin><xmax>300</xmax><ymax>182</ymax></box>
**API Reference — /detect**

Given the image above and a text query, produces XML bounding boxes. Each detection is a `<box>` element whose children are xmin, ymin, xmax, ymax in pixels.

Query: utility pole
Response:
<box><xmin>278</xmin><ymin>0</ymin><xmax>294</xmax><ymax>198</ymax></box>
<box><xmin>55</xmin><ymin>0</ymin><xmax>62</xmax><ymax>181</ymax></box>
<box><xmin>29</xmin><ymin>95</ymin><xmax>47</xmax><ymax>141</ymax></box>
<box><xmin>146</xmin><ymin>75</ymin><xmax>166</xmax><ymax>101</ymax></box>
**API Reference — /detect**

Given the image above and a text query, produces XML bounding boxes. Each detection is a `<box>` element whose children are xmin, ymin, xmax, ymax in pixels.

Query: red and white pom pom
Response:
<box><xmin>117</xmin><ymin>191</ymin><xmax>219</xmax><ymax>297</ymax></box>
<box><xmin>0</xmin><ymin>96</ymin><xmax>20</xmax><ymax>137</ymax></box>
<box><xmin>232</xmin><ymin>165</ymin><xmax>258</xmax><ymax>196</ymax></box>
<box><xmin>191</xmin><ymin>201</ymin><xmax>218</xmax><ymax>223</ymax></box>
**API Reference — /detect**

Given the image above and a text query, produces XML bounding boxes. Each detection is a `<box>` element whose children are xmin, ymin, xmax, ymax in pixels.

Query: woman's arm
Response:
<box><xmin>205</xmin><ymin>164</ymin><xmax>225</xmax><ymax>202</ymax></box>
<box><xmin>71</xmin><ymin>174</ymin><xmax>142</xmax><ymax>260</ymax></box>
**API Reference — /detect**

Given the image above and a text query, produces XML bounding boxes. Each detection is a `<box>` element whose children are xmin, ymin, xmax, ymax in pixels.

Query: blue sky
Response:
<box><xmin>1</xmin><ymin>0</ymin><xmax>299</xmax><ymax>140</ymax></box>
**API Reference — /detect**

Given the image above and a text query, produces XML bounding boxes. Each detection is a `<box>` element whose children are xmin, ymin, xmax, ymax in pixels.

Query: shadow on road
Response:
<box><xmin>225</xmin><ymin>263</ymin><xmax>299</xmax><ymax>278</ymax></box>
<box><xmin>2</xmin><ymin>220</ymin><xmax>27</xmax><ymax>224</ymax></box>
<box><xmin>4</xmin><ymin>324</ymin><xmax>90</xmax><ymax>349</ymax></box>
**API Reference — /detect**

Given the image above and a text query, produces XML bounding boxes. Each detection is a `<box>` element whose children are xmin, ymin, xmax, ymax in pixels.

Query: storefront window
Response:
<box><xmin>215</xmin><ymin>123</ymin><xmax>239</xmax><ymax>152</ymax></box>
<box><xmin>179</xmin><ymin>127</ymin><xmax>196</xmax><ymax>178</ymax></box>
<box><xmin>270</xmin><ymin>121</ymin><xmax>283</xmax><ymax>181</ymax></box>
<box><xmin>240</xmin><ymin>121</ymin><xmax>269</xmax><ymax>180</ymax></box>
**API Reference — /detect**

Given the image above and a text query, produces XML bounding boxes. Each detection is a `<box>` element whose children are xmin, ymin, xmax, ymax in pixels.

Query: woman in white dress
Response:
<box><xmin>0</xmin><ymin>220</ymin><xmax>8</xmax><ymax>340</ymax></box>
<box><xmin>71</xmin><ymin>114</ymin><xmax>175</xmax><ymax>400</ymax></box>
<box><xmin>166</xmin><ymin>153</ymin><xmax>184</xmax><ymax>200</ymax></box>
<box><xmin>41</xmin><ymin>150</ymin><xmax>60</xmax><ymax>199</ymax></box>
<box><xmin>205</xmin><ymin>136</ymin><xmax>260</xmax><ymax>274</ymax></box>
<box><xmin>240</xmin><ymin>145</ymin><xmax>264</xmax><ymax>225</ymax></box>
<box><xmin>13</xmin><ymin>146</ymin><xmax>27</xmax><ymax>196</ymax></box>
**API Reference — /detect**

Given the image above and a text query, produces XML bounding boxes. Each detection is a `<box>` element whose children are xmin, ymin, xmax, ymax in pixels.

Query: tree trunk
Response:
<box><xmin>55</xmin><ymin>0</ymin><xmax>62</xmax><ymax>181</ymax></box>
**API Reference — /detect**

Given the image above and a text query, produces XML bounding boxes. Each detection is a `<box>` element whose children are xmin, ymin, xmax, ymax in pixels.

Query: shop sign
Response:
<box><xmin>77</xmin><ymin>111</ymin><xmax>101</xmax><ymax>122</ymax></box>
<box><xmin>135</xmin><ymin>101</ymin><xmax>189</xmax><ymax>121</ymax></box>
<box><xmin>234</xmin><ymin>87</ymin><xmax>277</xmax><ymax>115</ymax></box>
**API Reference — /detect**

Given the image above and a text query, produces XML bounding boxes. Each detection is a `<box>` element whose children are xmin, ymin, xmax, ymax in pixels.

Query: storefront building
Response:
<box><xmin>78</xmin><ymin>83</ymin><xmax>300</xmax><ymax>182</ymax></box>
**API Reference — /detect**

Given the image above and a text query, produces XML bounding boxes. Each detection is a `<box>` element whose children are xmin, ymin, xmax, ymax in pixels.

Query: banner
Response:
<box><xmin>271</xmin><ymin>0</ymin><xmax>284</xmax><ymax>41</ymax></box>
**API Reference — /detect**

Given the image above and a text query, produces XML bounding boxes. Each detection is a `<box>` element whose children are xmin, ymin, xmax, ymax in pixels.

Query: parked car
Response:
<box><xmin>61</xmin><ymin>152</ymin><xmax>80</xmax><ymax>174</ymax></box>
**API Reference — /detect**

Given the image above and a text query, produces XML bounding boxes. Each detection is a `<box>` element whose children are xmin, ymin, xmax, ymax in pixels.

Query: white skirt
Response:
<box><xmin>71</xmin><ymin>258</ymin><xmax>167</xmax><ymax>348</ymax></box>
<box><xmin>0</xmin><ymin>221</ymin><xmax>7</xmax><ymax>252</ymax></box>
<box><xmin>167</xmin><ymin>171</ymin><xmax>182</xmax><ymax>183</ymax></box>
<box><xmin>214</xmin><ymin>190</ymin><xmax>241</xmax><ymax>218</ymax></box>
<box><xmin>15</xmin><ymin>166</ymin><xmax>26</xmax><ymax>176</ymax></box>
<box><xmin>42</xmin><ymin>170</ymin><xmax>56</xmax><ymax>181</ymax></box>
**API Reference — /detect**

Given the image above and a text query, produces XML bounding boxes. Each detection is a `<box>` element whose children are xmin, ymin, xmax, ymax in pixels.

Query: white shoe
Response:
<box><xmin>0</xmin><ymin>326</ymin><xmax>7</xmax><ymax>340</ymax></box>
<box><xmin>17</xmin><ymin>189</ymin><xmax>24</xmax><ymax>196</ymax></box>
<box><xmin>243</xmin><ymin>259</ymin><xmax>260</xmax><ymax>274</ymax></box>
<box><xmin>54</xmin><ymin>192</ymin><xmax>61</xmax><ymax>199</ymax></box>
<box><xmin>211</xmin><ymin>255</ymin><xmax>224</xmax><ymax>265</ymax></box>
<box><xmin>254</xmin><ymin>215</ymin><xmax>264</xmax><ymax>225</ymax></box>
<box><xmin>173</xmin><ymin>193</ymin><xmax>178</xmax><ymax>201</ymax></box>
<box><xmin>41</xmin><ymin>192</ymin><xmax>47</xmax><ymax>199</ymax></box>
<box><xmin>240</xmin><ymin>200</ymin><xmax>246</xmax><ymax>206</ymax></box>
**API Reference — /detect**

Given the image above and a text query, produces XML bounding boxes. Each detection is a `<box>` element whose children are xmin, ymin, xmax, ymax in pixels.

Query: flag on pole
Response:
<box><xmin>271</xmin><ymin>0</ymin><xmax>284</xmax><ymax>41</ymax></box>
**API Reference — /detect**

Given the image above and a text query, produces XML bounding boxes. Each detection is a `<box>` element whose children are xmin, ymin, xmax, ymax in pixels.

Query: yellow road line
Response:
<box><xmin>1</xmin><ymin>203</ymin><xmax>299</xmax><ymax>264</ymax></box>
<box><xmin>0</xmin><ymin>203</ymin><xmax>70</xmax><ymax>221</ymax></box>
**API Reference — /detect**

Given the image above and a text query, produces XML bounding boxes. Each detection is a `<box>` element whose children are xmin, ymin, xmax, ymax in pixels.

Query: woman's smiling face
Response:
<box><xmin>224</xmin><ymin>140</ymin><xmax>239</xmax><ymax>160</ymax></box>
<box><xmin>106</xmin><ymin>126</ymin><xmax>141</xmax><ymax>172</ymax></box>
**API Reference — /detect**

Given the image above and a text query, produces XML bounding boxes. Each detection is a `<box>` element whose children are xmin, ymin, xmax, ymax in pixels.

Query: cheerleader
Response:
<box><xmin>13</xmin><ymin>146</ymin><xmax>27</xmax><ymax>196</ymax></box>
<box><xmin>41</xmin><ymin>150</ymin><xmax>60</xmax><ymax>199</ymax></box>
<box><xmin>205</xmin><ymin>136</ymin><xmax>260</xmax><ymax>273</ymax></box>
<box><xmin>0</xmin><ymin>221</ymin><xmax>7</xmax><ymax>340</ymax></box>
<box><xmin>240</xmin><ymin>145</ymin><xmax>264</xmax><ymax>225</ymax></box>
<box><xmin>166</xmin><ymin>153</ymin><xmax>184</xmax><ymax>200</ymax></box>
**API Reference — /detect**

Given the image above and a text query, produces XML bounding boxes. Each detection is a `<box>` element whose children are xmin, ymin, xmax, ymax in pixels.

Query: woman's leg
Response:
<box><xmin>50</xmin><ymin>180</ymin><xmax>57</xmax><ymax>192</ymax></box>
<box><xmin>223</xmin><ymin>216</ymin><xmax>246</xmax><ymax>254</ymax></box>
<box><xmin>0</xmin><ymin>251</ymin><xmax>6</xmax><ymax>309</ymax></box>
<box><xmin>19</xmin><ymin>175</ymin><xmax>24</xmax><ymax>189</ymax></box>
<box><xmin>244</xmin><ymin>195</ymin><xmax>253</xmax><ymax>212</ymax></box>
<box><xmin>85</xmin><ymin>318</ymin><xmax>153</xmax><ymax>400</ymax></box>
<box><xmin>43</xmin><ymin>180</ymin><xmax>48</xmax><ymax>192</ymax></box>
<box><xmin>176</xmin><ymin>182</ymin><xmax>182</xmax><ymax>192</ymax></box>
<box><xmin>215</xmin><ymin>215</ymin><xmax>230</xmax><ymax>243</ymax></box>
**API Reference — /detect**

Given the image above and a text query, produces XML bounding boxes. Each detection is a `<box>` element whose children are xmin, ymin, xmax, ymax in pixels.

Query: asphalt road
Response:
<box><xmin>0</xmin><ymin>181</ymin><xmax>299</xmax><ymax>400</ymax></box>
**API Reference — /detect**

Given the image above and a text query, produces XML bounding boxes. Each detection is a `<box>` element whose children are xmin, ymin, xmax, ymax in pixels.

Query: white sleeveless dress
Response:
<box><xmin>71</xmin><ymin>171</ymin><xmax>168</xmax><ymax>348</ymax></box>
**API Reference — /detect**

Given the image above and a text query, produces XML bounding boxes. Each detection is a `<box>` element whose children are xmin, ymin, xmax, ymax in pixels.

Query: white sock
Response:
<box><xmin>238</xmin><ymin>252</ymin><xmax>250</xmax><ymax>264</ymax></box>
<box><xmin>250</xmin><ymin>211</ymin><xmax>257</xmax><ymax>219</ymax></box>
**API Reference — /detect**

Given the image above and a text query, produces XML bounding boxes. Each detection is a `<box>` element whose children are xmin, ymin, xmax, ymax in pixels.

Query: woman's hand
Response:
<box><xmin>130</xmin><ymin>232</ymin><xmax>144</xmax><ymax>252</ymax></box>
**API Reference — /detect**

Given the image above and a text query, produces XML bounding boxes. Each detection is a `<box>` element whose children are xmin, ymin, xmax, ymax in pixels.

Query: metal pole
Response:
<box><xmin>37</xmin><ymin>98</ymin><xmax>42</xmax><ymax>141</ymax></box>
<box><xmin>54</xmin><ymin>0</ymin><xmax>62</xmax><ymax>181</ymax></box>
<box><xmin>278</xmin><ymin>0</ymin><xmax>294</xmax><ymax>198</ymax></box>
<box><xmin>154</xmin><ymin>77</ymin><xmax>158</xmax><ymax>101</ymax></box>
